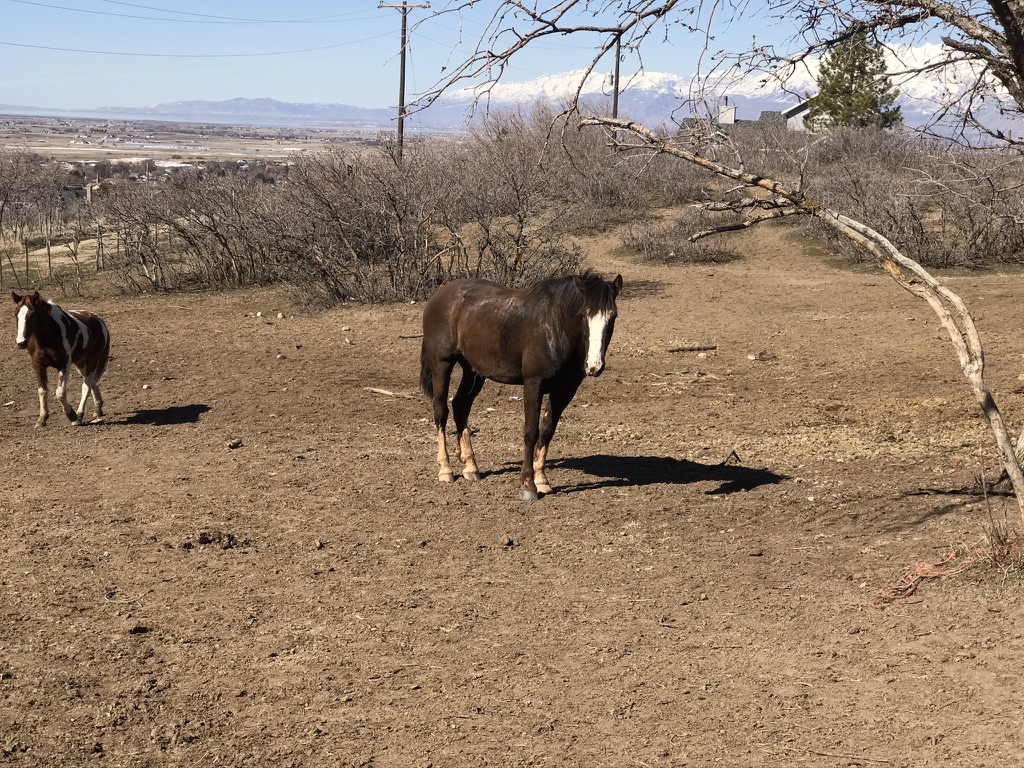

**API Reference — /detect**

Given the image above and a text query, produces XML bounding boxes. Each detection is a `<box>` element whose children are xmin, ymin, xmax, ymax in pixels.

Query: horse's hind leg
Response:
<box><xmin>56</xmin><ymin>366</ymin><xmax>82</xmax><ymax>425</ymax></box>
<box><xmin>92</xmin><ymin>380</ymin><xmax>104</xmax><ymax>421</ymax></box>
<box><xmin>77</xmin><ymin>371</ymin><xmax>104</xmax><ymax>423</ymax></box>
<box><xmin>430</xmin><ymin>360</ymin><xmax>457</xmax><ymax>482</ymax></box>
<box><xmin>452</xmin><ymin>365</ymin><xmax>485</xmax><ymax>480</ymax></box>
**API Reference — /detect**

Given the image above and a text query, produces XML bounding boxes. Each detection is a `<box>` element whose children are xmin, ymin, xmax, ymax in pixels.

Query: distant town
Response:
<box><xmin>0</xmin><ymin>113</ymin><xmax>386</xmax><ymax>165</ymax></box>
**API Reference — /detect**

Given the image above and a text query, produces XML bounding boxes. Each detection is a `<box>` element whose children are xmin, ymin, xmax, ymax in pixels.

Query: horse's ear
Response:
<box><xmin>612</xmin><ymin>274</ymin><xmax>623</xmax><ymax>294</ymax></box>
<box><xmin>11</xmin><ymin>291</ymin><xmax>20</xmax><ymax>304</ymax></box>
<box><xmin>573</xmin><ymin>275</ymin><xmax>586</xmax><ymax>292</ymax></box>
<box><xmin>30</xmin><ymin>291</ymin><xmax>41</xmax><ymax>303</ymax></box>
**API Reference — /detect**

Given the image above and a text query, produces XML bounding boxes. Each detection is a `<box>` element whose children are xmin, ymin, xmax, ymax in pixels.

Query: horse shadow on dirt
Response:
<box><xmin>545</xmin><ymin>453</ymin><xmax>787</xmax><ymax>495</ymax></box>
<box><xmin>873</xmin><ymin>484</ymin><xmax>1013</xmax><ymax>533</ymax></box>
<box><xmin>118</xmin><ymin>404</ymin><xmax>211</xmax><ymax>426</ymax></box>
<box><xmin>619</xmin><ymin>279</ymin><xmax>666</xmax><ymax>300</ymax></box>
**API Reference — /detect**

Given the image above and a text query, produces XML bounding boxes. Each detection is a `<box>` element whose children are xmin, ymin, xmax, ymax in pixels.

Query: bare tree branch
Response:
<box><xmin>422</xmin><ymin>1</ymin><xmax>1024</xmax><ymax>146</ymax></box>
<box><xmin>415</xmin><ymin>1</ymin><xmax>704</xmax><ymax>113</ymax></box>
<box><xmin>689</xmin><ymin>204</ymin><xmax>805</xmax><ymax>238</ymax></box>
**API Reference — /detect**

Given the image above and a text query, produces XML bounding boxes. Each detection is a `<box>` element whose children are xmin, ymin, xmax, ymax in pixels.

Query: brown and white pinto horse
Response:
<box><xmin>11</xmin><ymin>291</ymin><xmax>110</xmax><ymax>427</ymax></box>
<box><xmin>420</xmin><ymin>271</ymin><xmax>623</xmax><ymax>500</ymax></box>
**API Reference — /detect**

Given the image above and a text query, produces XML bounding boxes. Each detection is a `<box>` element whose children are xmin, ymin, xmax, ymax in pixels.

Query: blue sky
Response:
<box><xmin>0</xmin><ymin>0</ymin><xmax>786</xmax><ymax>110</ymax></box>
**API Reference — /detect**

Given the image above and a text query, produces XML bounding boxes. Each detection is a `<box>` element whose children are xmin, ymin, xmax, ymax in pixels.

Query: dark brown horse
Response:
<box><xmin>12</xmin><ymin>291</ymin><xmax>110</xmax><ymax>427</ymax></box>
<box><xmin>420</xmin><ymin>271</ymin><xmax>623</xmax><ymax>500</ymax></box>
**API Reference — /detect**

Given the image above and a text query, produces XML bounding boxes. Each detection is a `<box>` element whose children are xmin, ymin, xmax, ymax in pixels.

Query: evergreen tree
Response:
<box><xmin>806</xmin><ymin>31</ymin><xmax>902</xmax><ymax>131</ymax></box>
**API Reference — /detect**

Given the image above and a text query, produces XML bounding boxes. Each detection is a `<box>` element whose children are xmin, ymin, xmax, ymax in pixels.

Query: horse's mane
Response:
<box><xmin>15</xmin><ymin>291</ymin><xmax>54</xmax><ymax>309</ymax></box>
<box><xmin>520</xmin><ymin>271</ymin><xmax>617</xmax><ymax>315</ymax></box>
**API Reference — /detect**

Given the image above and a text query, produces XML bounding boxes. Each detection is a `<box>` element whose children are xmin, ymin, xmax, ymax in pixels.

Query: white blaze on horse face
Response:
<box><xmin>585</xmin><ymin>310</ymin><xmax>613</xmax><ymax>376</ymax></box>
<box><xmin>15</xmin><ymin>305</ymin><xmax>29</xmax><ymax>347</ymax></box>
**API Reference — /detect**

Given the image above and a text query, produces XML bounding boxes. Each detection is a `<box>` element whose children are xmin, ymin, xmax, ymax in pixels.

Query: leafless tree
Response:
<box><xmin>0</xmin><ymin>151</ymin><xmax>69</xmax><ymax>286</ymax></box>
<box><xmin>51</xmin><ymin>198</ymin><xmax>102</xmax><ymax>297</ymax></box>
<box><xmin>97</xmin><ymin>169</ymin><xmax>282</xmax><ymax>291</ymax></box>
<box><xmin>0</xmin><ymin>149</ymin><xmax>46</xmax><ymax>241</ymax></box>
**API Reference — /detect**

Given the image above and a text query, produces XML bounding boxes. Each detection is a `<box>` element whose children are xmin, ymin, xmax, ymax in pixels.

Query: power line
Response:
<box><xmin>10</xmin><ymin>0</ymin><xmax>377</xmax><ymax>25</ymax></box>
<box><xmin>0</xmin><ymin>33</ymin><xmax>393</xmax><ymax>58</ymax></box>
<box><xmin>98</xmin><ymin>0</ymin><xmax>362</xmax><ymax>23</ymax></box>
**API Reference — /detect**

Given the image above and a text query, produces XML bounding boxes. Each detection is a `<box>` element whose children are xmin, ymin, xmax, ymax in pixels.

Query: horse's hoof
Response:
<box><xmin>519</xmin><ymin>490</ymin><xmax>540</xmax><ymax>501</ymax></box>
<box><xmin>536</xmin><ymin>482</ymin><xmax>552</xmax><ymax>495</ymax></box>
<box><xmin>438</xmin><ymin>472</ymin><xmax>455</xmax><ymax>483</ymax></box>
<box><xmin>463</xmin><ymin>471</ymin><xmax>481</xmax><ymax>481</ymax></box>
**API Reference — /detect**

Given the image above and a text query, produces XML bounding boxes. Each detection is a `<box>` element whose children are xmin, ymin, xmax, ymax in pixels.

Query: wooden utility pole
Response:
<box><xmin>611</xmin><ymin>32</ymin><xmax>623</xmax><ymax>148</ymax></box>
<box><xmin>379</xmin><ymin>2</ymin><xmax>430</xmax><ymax>161</ymax></box>
<box><xmin>611</xmin><ymin>32</ymin><xmax>621</xmax><ymax>119</ymax></box>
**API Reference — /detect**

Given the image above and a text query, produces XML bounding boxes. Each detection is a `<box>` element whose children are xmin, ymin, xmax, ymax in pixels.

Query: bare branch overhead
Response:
<box><xmin>415</xmin><ymin>1</ymin><xmax>704</xmax><ymax>112</ymax></box>
<box><xmin>420</xmin><ymin>0</ymin><xmax>1023</xmax><ymax>145</ymax></box>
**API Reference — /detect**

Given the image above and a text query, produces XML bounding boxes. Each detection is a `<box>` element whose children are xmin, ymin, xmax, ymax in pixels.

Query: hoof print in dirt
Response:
<box><xmin>198</xmin><ymin>529</ymin><xmax>240</xmax><ymax>549</ymax></box>
<box><xmin>181</xmin><ymin>530</ymin><xmax>242</xmax><ymax>551</ymax></box>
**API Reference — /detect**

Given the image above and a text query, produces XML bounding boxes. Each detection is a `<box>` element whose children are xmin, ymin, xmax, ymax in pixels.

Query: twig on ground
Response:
<box><xmin>364</xmin><ymin>387</ymin><xmax>415</xmax><ymax>399</ymax></box>
<box><xmin>776</xmin><ymin>745</ymin><xmax>892</xmax><ymax>763</ymax></box>
<box><xmin>668</xmin><ymin>343</ymin><xmax>718</xmax><ymax>353</ymax></box>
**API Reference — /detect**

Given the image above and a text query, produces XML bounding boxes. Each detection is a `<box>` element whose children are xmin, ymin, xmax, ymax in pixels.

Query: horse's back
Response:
<box><xmin>422</xmin><ymin>278</ymin><xmax>515</xmax><ymax>346</ymax></box>
<box><xmin>424</xmin><ymin>278</ymin><xmax>514</xmax><ymax>313</ymax></box>
<box><xmin>422</xmin><ymin>278</ymin><xmax>526</xmax><ymax>383</ymax></box>
<box><xmin>67</xmin><ymin>309</ymin><xmax>110</xmax><ymax>378</ymax></box>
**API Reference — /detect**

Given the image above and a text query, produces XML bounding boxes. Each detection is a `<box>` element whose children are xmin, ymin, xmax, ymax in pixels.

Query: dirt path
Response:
<box><xmin>2</xmin><ymin>220</ymin><xmax>1023</xmax><ymax>767</ymax></box>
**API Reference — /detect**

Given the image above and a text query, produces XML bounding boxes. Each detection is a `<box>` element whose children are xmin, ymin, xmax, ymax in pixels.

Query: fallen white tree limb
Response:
<box><xmin>581</xmin><ymin>116</ymin><xmax>1024</xmax><ymax>519</ymax></box>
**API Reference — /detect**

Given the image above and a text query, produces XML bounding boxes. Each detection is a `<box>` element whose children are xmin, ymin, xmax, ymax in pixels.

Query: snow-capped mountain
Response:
<box><xmin>451</xmin><ymin>42</ymin><xmax>1016</xmax><ymax>134</ymax></box>
<box><xmin>28</xmin><ymin>43</ymin><xmax>1010</xmax><ymax>136</ymax></box>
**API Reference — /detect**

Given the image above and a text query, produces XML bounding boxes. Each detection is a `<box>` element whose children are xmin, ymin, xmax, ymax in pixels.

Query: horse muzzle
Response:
<box><xmin>16</xmin><ymin>340</ymin><xmax>27</xmax><ymax>350</ymax></box>
<box><xmin>585</xmin><ymin>362</ymin><xmax>605</xmax><ymax>377</ymax></box>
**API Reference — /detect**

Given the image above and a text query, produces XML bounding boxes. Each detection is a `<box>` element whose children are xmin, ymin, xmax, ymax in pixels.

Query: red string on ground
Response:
<box><xmin>869</xmin><ymin>549</ymin><xmax>983</xmax><ymax>609</ymax></box>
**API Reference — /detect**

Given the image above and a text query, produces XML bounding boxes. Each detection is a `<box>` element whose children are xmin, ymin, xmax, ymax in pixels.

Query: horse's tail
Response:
<box><xmin>94</xmin><ymin>318</ymin><xmax>111</xmax><ymax>380</ymax></box>
<box><xmin>420</xmin><ymin>342</ymin><xmax>434</xmax><ymax>398</ymax></box>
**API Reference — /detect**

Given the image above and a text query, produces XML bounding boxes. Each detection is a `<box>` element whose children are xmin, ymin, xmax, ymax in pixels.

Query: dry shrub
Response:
<box><xmin>747</xmin><ymin>129</ymin><xmax>1024</xmax><ymax>270</ymax></box>
<box><xmin>275</xmin><ymin>119</ymin><xmax>584</xmax><ymax>304</ymax></box>
<box><xmin>94</xmin><ymin>168</ymin><xmax>285</xmax><ymax>293</ymax></box>
<box><xmin>15</xmin><ymin>115</ymin><xmax>1023</xmax><ymax>303</ymax></box>
<box><xmin>621</xmin><ymin>214</ymin><xmax>741</xmax><ymax>264</ymax></box>
<box><xmin>980</xmin><ymin>495</ymin><xmax>1024</xmax><ymax>580</ymax></box>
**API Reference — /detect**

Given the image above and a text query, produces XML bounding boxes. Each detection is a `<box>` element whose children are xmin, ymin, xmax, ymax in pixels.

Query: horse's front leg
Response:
<box><xmin>519</xmin><ymin>379</ymin><xmax>544</xmax><ymax>501</ymax></box>
<box><xmin>33</xmin><ymin>362</ymin><xmax>49</xmax><ymax>428</ymax></box>
<box><xmin>532</xmin><ymin>442</ymin><xmax>551</xmax><ymax>496</ymax></box>
<box><xmin>55</xmin><ymin>365</ymin><xmax>81</xmax><ymax>425</ymax></box>
<box><xmin>533</xmin><ymin>380</ymin><xmax>581</xmax><ymax>495</ymax></box>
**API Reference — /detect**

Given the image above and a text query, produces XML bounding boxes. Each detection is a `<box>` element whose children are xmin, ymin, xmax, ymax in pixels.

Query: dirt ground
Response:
<box><xmin>2</xmin><ymin>220</ymin><xmax>1024</xmax><ymax>768</ymax></box>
